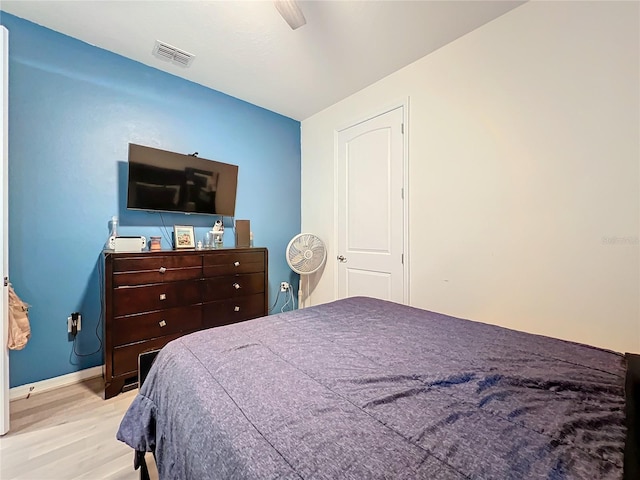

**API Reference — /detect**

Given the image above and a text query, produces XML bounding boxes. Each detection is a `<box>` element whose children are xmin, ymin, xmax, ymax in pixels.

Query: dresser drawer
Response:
<box><xmin>113</xmin><ymin>280</ymin><xmax>201</xmax><ymax>317</ymax></box>
<box><xmin>112</xmin><ymin>334</ymin><xmax>182</xmax><ymax>377</ymax></box>
<box><xmin>202</xmin><ymin>294</ymin><xmax>266</xmax><ymax>328</ymax></box>
<box><xmin>113</xmin><ymin>255</ymin><xmax>202</xmax><ymax>286</ymax></box>
<box><xmin>112</xmin><ymin>305</ymin><xmax>202</xmax><ymax>346</ymax></box>
<box><xmin>203</xmin><ymin>251</ymin><xmax>265</xmax><ymax>277</ymax></box>
<box><xmin>202</xmin><ymin>273</ymin><xmax>265</xmax><ymax>301</ymax></box>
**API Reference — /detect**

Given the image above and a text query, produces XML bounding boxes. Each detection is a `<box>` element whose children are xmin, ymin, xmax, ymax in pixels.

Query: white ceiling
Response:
<box><xmin>1</xmin><ymin>0</ymin><xmax>525</xmax><ymax>120</ymax></box>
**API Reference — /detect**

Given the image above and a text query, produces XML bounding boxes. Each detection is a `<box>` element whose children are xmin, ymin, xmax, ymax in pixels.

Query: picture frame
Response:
<box><xmin>173</xmin><ymin>225</ymin><xmax>195</xmax><ymax>249</ymax></box>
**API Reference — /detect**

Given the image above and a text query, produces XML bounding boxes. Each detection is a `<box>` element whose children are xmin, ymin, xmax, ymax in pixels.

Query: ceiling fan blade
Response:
<box><xmin>274</xmin><ymin>0</ymin><xmax>307</xmax><ymax>30</ymax></box>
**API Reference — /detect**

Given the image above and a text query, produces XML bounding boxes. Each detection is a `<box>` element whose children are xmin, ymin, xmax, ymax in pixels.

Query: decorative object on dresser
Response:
<box><xmin>149</xmin><ymin>236</ymin><xmax>162</xmax><ymax>251</ymax></box>
<box><xmin>112</xmin><ymin>236</ymin><xmax>147</xmax><ymax>252</ymax></box>
<box><xmin>210</xmin><ymin>219</ymin><xmax>224</xmax><ymax>248</ymax></box>
<box><xmin>235</xmin><ymin>219</ymin><xmax>251</xmax><ymax>247</ymax></box>
<box><xmin>173</xmin><ymin>225</ymin><xmax>195</xmax><ymax>249</ymax></box>
<box><xmin>103</xmin><ymin>247</ymin><xmax>268</xmax><ymax>399</ymax></box>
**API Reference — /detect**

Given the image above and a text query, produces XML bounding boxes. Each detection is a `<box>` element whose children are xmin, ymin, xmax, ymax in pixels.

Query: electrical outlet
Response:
<box><xmin>68</xmin><ymin>312</ymin><xmax>82</xmax><ymax>336</ymax></box>
<box><xmin>280</xmin><ymin>281</ymin><xmax>290</xmax><ymax>292</ymax></box>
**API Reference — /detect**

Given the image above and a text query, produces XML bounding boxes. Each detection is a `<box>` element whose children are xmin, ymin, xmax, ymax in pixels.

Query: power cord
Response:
<box><xmin>159</xmin><ymin>212</ymin><xmax>173</xmax><ymax>248</ymax></box>
<box><xmin>268</xmin><ymin>289</ymin><xmax>282</xmax><ymax>313</ymax></box>
<box><xmin>69</xmin><ymin>258</ymin><xmax>104</xmax><ymax>364</ymax></box>
<box><xmin>268</xmin><ymin>283</ymin><xmax>297</xmax><ymax>314</ymax></box>
<box><xmin>281</xmin><ymin>284</ymin><xmax>296</xmax><ymax>312</ymax></box>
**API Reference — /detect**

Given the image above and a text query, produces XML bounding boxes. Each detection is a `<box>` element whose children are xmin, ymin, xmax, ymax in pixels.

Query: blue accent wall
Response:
<box><xmin>1</xmin><ymin>13</ymin><xmax>301</xmax><ymax>388</ymax></box>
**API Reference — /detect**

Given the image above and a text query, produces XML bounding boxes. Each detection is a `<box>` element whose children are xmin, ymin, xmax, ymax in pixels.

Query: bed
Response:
<box><xmin>117</xmin><ymin>296</ymin><xmax>639</xmax><ymax>479</ymax></box>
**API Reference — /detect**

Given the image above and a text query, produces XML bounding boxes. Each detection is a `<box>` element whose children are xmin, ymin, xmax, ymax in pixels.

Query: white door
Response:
<box><xmin>0</xmin><ymin>26</ymin><xmax>9</xmax><ymax>436</ymax></box>
<box><xmin>336</xmin><ymin>106</ymin><xmax>406</xmax><ymax>302</ymax></box>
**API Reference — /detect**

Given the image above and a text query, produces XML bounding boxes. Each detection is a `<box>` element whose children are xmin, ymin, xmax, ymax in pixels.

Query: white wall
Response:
<box><xmin>301</xmin><ymin>1</ymin><xmax>639</xmax><ymax>353</ymax></box>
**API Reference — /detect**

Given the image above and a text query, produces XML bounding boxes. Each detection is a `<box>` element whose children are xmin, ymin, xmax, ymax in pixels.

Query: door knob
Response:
<box><xmin>337</xmin><ymin>255</ymin><xmax>347</xmax><ymax>263</ymax></box>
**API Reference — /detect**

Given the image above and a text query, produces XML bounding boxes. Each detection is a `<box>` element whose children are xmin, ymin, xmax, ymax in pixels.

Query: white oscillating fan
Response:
<box><xmin>286</xmin><ymin>233</ymin><xmax>327</xmax><ymax>308</ymax></box>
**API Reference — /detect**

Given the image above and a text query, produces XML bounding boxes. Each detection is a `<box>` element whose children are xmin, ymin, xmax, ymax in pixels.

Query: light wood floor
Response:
<box><xmin>0</xmin><ymin>377</ymin><xmax>157</xmax><ymax>480</ymax></box>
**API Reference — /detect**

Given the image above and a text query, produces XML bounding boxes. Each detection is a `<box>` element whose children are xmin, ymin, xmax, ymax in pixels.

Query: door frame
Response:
<box><xmin>1</xmin><ymin>25</ymin><xmax>9</xmax><ymax>436</ymax></box>
<box><xmin>332</xmin><ymin>98</ymin><xmax>410</xmax><ymax>305</ymax></box>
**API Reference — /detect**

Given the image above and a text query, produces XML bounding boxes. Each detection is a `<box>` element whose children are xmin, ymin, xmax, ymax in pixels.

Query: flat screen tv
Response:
<box><xmin>127</xmin><ymin>143</ymin><xmax>238</xmax><ymax>217</ymax></box>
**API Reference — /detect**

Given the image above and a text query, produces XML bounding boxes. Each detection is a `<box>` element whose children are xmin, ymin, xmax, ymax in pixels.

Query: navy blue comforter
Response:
<box><xmin>117</xmin><ymin>297</ymin><xmax>626</xmax><ymax>479</ymax></box>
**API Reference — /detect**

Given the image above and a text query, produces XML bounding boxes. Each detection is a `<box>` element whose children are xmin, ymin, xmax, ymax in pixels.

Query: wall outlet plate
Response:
<box><xmin>68</xmin><ymin>314</ymin><xmax>81</xmax><ymax>334</ymax></box>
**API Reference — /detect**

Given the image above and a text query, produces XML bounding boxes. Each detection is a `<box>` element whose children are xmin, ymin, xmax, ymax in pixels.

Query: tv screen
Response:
<box><xmin>127</xmin><ymin>144</ymin><xmax>238</xmax><ymax>217</ymax></box>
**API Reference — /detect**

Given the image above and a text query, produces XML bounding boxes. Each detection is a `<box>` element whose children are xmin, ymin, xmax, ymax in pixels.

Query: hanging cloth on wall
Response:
<box><xmin>8</xmin><ymin>284</ymin><xmax>30</xmax><ymax>350</ymax></box>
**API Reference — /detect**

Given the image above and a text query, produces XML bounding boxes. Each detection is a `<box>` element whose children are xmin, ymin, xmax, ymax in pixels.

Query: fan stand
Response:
<box><xmin>298</xmin><ymin>280</ymin><xmax>303</xmax><ymax>309</ymax></box>
<box><xmin>297</xmin><ymin>275</ymin><xmax>310</xmax><ymax>309</ymax></box>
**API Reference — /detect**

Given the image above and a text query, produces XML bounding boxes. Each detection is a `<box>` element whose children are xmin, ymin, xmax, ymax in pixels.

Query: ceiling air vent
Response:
<box><xmin>153</xmin><ymin>40</ymin><xmax>195</xmax><ymax>67</ymax></box>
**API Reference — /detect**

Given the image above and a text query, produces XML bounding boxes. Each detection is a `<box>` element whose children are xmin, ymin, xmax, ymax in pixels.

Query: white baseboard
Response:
<box><xmin>10</xmin><ymin>366</ymin><xmax>103</xmax><ymax>401</ymax></box>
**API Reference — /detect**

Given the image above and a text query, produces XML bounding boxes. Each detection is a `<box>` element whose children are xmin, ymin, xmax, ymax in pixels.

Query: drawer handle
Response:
<box><xmin>234</xmin><ymin>261</ymin><xmax>240</xmax><ymax>267</ymax></box>
<box><xmin>233</xmin><ymin>283</ymin><xmax>241</xmax><ymax>290</ymax></box>
<box><xmin>159</xmin><ymin>320</ymin><xmax>167</xmax><ymax>327</ymax></box>
<box><xmin>159</xmin><ymin>293</ymin><xmax>167</xmax><ymax>300</ymax></box>
<box><xmin>234</xmin><ymin>306</ymin><xmax>240</xmax><ymax>312</ymax></box>
<box><xmin>159</xmin><ymin>267</ymin><xmax>167</xmax><ymax>274</ymax></box>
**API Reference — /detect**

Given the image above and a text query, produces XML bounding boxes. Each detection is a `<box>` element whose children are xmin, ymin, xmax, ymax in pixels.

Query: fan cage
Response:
<box><xmin>286</xmin><ymin>233</ymin><xmax>327</xmax><ymax>275</ymax></box>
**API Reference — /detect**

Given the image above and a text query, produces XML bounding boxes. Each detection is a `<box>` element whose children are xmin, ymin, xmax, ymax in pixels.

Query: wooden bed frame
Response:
<box><xmin>136</xmin><ymin>349</ymin><xmax>161</xmax><ymax>480</ymax></box>
<box><xmin>624</xmin><ymin>353</ymin><xmax>640</xmax><ymax>478</ymax></box>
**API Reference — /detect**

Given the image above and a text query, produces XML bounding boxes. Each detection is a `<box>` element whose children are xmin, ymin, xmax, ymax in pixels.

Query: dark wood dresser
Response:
<box><xmin>103</xmin><ymin>247</ymin><xmax>268</xmax><ymax>399</ymax></box>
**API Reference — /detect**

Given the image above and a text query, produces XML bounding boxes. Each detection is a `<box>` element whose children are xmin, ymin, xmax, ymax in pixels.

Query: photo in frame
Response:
<box><xmin>173</xmin><ymin>225</ymin><xmax>195</xmax><ymax>249</ymax></box>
